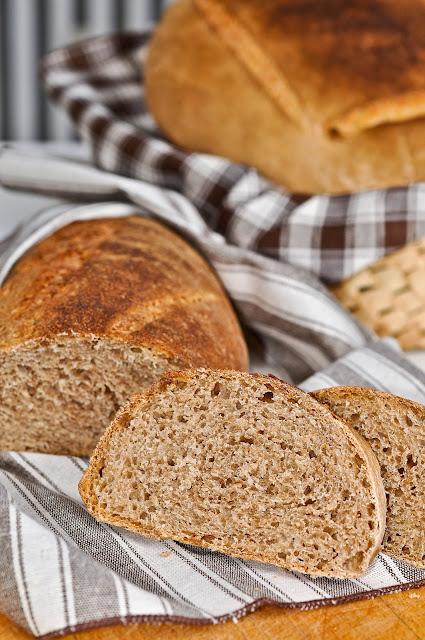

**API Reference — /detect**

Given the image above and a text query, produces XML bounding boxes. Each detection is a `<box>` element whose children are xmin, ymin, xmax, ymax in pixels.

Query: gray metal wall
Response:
<box><xmin>0</xmin><ymin>0</ymin><xmax>171</xmax><ymax>140</ymax></box>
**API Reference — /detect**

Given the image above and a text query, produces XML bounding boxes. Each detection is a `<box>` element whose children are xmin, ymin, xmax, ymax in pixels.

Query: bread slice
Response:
<box><xmin>313</xmin><ymin>387</ymin><xmax>425</xmax><ymax>568</ymax></box>
<box><xmin>80</xmin><ymin>369</ymin><xmax>386</xmax><ymax>578</ymax></box>
<box><xmin>0</xmin><ymin>216</ymin><xmax>248</xmax><ymax>456</ymax></box>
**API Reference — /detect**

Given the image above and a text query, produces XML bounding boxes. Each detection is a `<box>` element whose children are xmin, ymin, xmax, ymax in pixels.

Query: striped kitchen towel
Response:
<box><xmin>41</xmin><ymin>31</ymin><xmax>425</xmax><ymax>285</ymax></box>
<box><xmin>0</xmin><ymin>150</ymin><xmax>425</xmax><ymax>638</ymax></box>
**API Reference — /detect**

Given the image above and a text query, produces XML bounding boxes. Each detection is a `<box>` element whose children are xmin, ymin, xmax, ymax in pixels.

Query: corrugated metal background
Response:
<box><xmin>0</xmin><ymin>0</ymin><xmax>170</xmax><ymax>140</ymax></box>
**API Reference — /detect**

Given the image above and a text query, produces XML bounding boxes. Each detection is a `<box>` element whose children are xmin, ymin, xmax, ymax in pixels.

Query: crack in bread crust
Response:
<box><xmin>195</xmin><ymin>0</ymin><xmax>305</xmax><ymax>127</ymax></box>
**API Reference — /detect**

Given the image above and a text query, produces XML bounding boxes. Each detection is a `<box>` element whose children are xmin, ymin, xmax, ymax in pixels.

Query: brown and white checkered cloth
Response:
<box><xmin>0</xmin><ymin>30</ymin><xmax>425</xmax><ymax>639</ymax></box>
<box><xmin>42</xmin><ymin>32</ymin><xmax>425</xmax><ymax>285</ymax></box>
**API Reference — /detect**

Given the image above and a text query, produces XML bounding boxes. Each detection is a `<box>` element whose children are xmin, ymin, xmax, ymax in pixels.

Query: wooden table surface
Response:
<box><xmin>1</xmin><ymin>586</ymin><xmax>425</xmax><ymax>640</ymax></box>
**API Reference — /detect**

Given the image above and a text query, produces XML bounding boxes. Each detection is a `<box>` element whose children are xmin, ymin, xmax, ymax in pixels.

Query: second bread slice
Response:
<box><xmin>313</xmin><ymin>386</ymin><xmax>425</xmax><ymax>568</ymax></box>
<box><xmin>80</xmin><ymin>370</ymin><xmax>386</xmax><ymax>578</ymax></box>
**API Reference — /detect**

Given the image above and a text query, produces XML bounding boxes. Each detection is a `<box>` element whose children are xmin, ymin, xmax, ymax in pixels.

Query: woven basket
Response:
<box><xmin>333</xmin><ymin>237</ymin><xmax>425</xmax><ymax>350</ymax></box>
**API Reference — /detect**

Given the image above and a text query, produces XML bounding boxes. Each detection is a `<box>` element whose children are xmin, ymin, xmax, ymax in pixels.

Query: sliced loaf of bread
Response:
<box><xmin>0</xmin><ymin>216</ymin><xmax>248</xmax><ymax>456</ymax></box>
<box><xmin>313</xmin><ymin>387</ymin><xmax>425</xmax><ymax>568</ymax></box>
<box><xmin>80</xmin><ymin>369</ymin><xmax>386</xmax><ymax>578</ymax></box>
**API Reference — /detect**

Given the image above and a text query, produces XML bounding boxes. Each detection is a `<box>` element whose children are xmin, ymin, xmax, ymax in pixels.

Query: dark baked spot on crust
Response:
<box><xmin>99</xmin><ymin>241</ymin><xmax>148</xmax><ymax>258</ymax></box>
<box><xmin>305</xmin><ymin>3</ymin><xmax>414</xmax><ymax>73</ymax></box>
<box><xmin>229</xmin><ymin>0</ymin><xmax>425</xmax><ymax>96</ymax></box>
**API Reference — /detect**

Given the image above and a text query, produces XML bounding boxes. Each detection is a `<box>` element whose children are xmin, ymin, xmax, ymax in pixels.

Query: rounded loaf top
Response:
<box><xmin>146</xmin><ymin>0</ymin><xmax>425</xmax><ymax>194</ymax></box>
<box><xmin>0</xmin><ymin>214</ymin><xmax>248</xmax><ymax>372</ymax></box>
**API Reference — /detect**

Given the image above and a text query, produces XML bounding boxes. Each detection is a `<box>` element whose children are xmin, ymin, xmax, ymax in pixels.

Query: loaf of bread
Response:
<box><xmin>145</xmin><ymin>0</ymin><xmax>425</xmax><ymax>195</ymax></box>
<box><xmin>80</xmin><ymin>369</ymin><xmax>386</xmax><ymax>578</ymax></box>
<box><xmin>0</xmin><ymin>216</ymin><xmax>248</xmax><ymax>456</ymax></box>
<box><xmin>313</xmin><ymin>387</ymin><xmax>425</xmax><ymax>568</ymax></box>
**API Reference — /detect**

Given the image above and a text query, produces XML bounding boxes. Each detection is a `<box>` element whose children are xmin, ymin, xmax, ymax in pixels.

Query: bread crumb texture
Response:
<box><xmin>314</xmin><ymin>387</ymin><xmax>425</xmax><ymax>568</ymax></box>
<box><xmin>0</xmin><ymin>216</ymin><xmax>248</xmax><ymax>455</ymax></box>
<box><xmin>80</xmin><ymin>370</ymin><xmax>386</xmax><ymax>578</ymax></box>
<box><xmin>0</xmin><ymin>337</ymin><xmax>180</xmax><ymax>456</ymax></box>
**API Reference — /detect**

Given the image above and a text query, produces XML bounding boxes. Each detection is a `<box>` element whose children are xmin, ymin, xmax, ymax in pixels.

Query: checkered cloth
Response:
<box><xmin>41</xmin><ymin>32</ymin><xmax>425</xmax><ymax>285</ymax></box>
<box><xmin>0</xmin><ymin>28</ymin><xmax>425</xmax><ymax>638</ymax></box>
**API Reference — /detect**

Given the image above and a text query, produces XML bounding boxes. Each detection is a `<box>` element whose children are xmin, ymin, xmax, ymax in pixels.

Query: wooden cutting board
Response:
<box><xmin>1</xmin><ymin>587</ymin><xmax>424</xmax><ymax>640</ymax></box>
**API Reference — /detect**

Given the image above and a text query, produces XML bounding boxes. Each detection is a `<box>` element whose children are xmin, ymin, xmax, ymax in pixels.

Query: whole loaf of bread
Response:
<box><xmin>146</xmin><ymin>0</ymin><xmax>425</xmax><ymax>195</ymax></box>
<box><xmin>0</xmin><ymin>215</ymin><xmax>248</xmax><ymax>456</ymax></box>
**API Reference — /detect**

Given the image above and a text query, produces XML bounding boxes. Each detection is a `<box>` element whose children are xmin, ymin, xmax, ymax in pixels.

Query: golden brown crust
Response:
<box><xmin>146</xmin><ymin>0</ymin><xmax>425</xmax><ymax>194</ymax></box>
<box><xmin>329</xmin><ymin>91</ymin><xmax>425</xmax><ymax>138</ymax></box>
<box><xmin>0</xmin><ymin>216</ymin><xmax>248</xmax><ymax>371</ymax></box>
<box><xmin>313</xmin><ymin>385</ymin><xmax>425</xmax><ymax>418</ymax></box>
<box><xmin>80</xmin><ymin>370</ymin><xmax>386</xmax><ymax>578</ymax></box>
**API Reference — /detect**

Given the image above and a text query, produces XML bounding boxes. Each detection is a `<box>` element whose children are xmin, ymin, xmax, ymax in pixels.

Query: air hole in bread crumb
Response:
<box><xmin>260</xmin><ymin>391</ymin><xmax>274</xmax><ymax>403</ymax></box>
<box><xmin>398</xmin><ymin>467</ymin><xmax>405</xmax><ymax>476</ymax></box>
<box><xmin>354</xmin><ymin>454</ymin><xmax>363</xmax><ymax>468</ymax></box>
<box><xmin>98</xmin><ymin>467</ymin><xmax>104</xmax><ymax>478</ymax></box>
<box><xmin>406</xmin><ymin>415</ymin><xmax>413</xmax><ymax>427</ymax></box>
<box><xmin>211</xmin><ymin>382</ymin><xmax>221</xmax><ymax>396</ymax></box>
<box><xmin>406</xmin><ymin>454</ymin><xmax>416</xmax><ymax>469</ymax></box>
<box><xmin>308</xmin><ymin>450</ymin><xmax>317</xmax><ymax>459</ymax></box>
<box><xmin>202</xmin><ymin>534</ymin><xmax>215</xmax><ymax>542</ymax></box>
<box><xmin>353</xmin><ymin>551</ymin><xmax>364</xmax><ymax>566</ymax></box>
